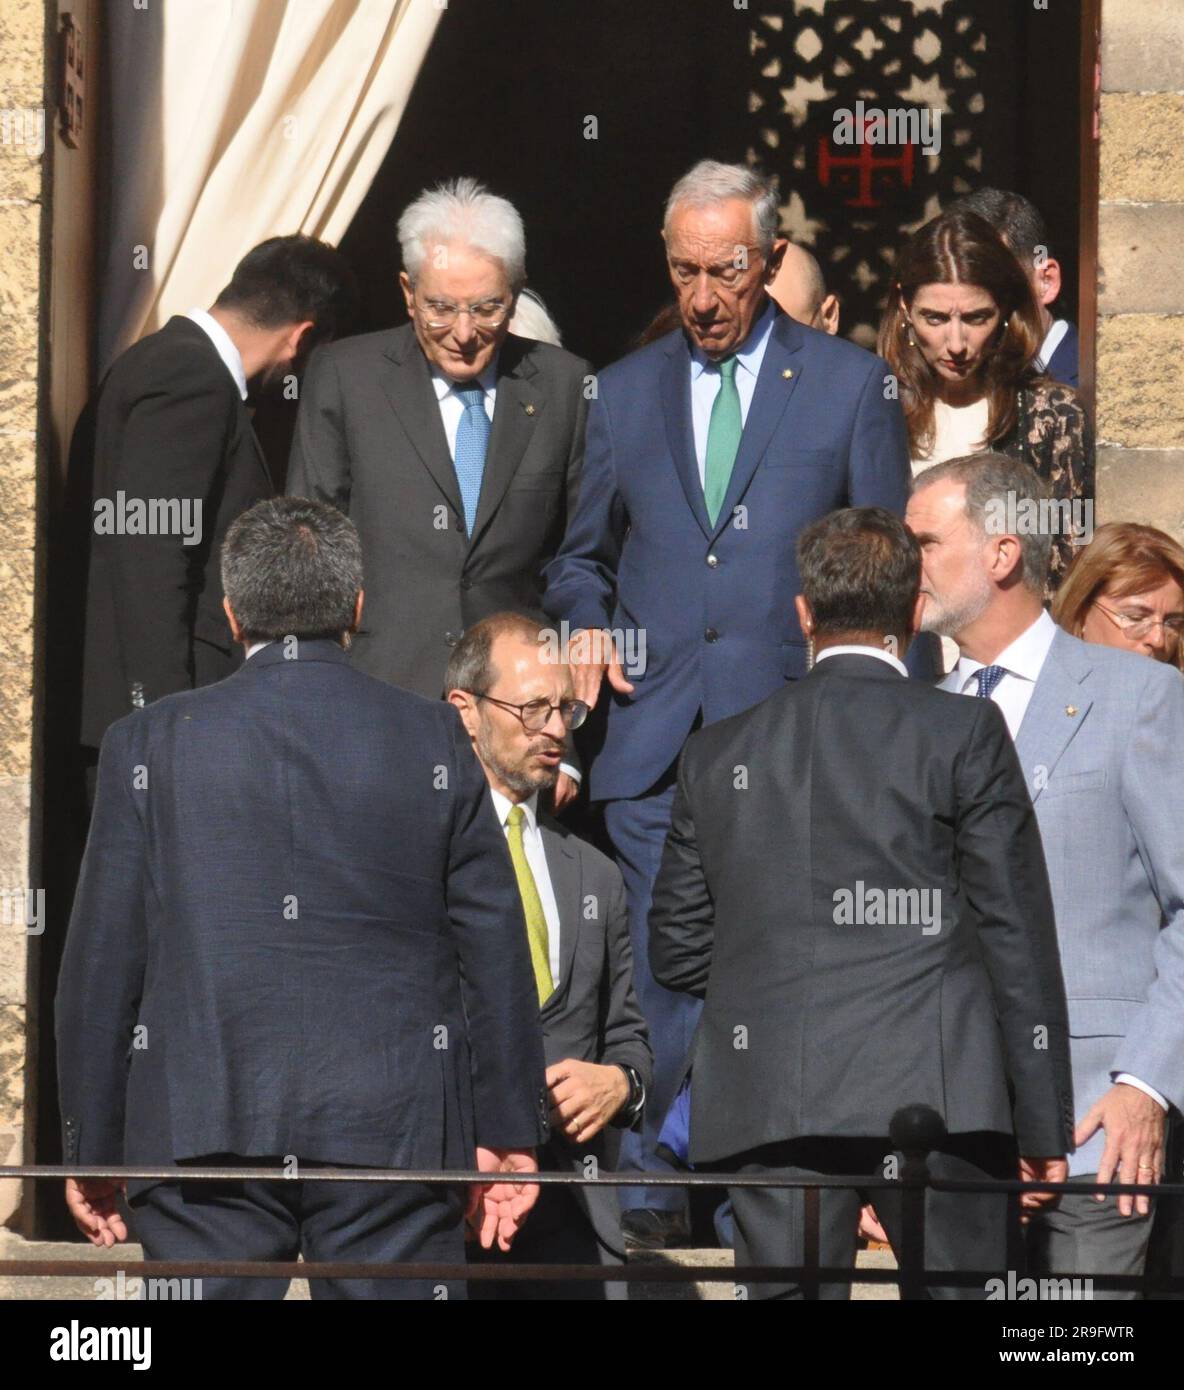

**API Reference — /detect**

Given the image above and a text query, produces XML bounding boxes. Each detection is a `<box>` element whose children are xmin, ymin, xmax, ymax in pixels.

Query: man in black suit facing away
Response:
<box><xmin>56</xmin><ymin>498</ymin><xmax>548</xmax><ymax>1299</ymax></box>
<box><xmin>650</xmin><ymin>507</ymin><xmax>1075</xmax><ymax>1299</ymax></box>
<box><xmin>287</xmin><ymin>178</ymin><xmax>590</xmax><ymax>805</ymax></box>
<box><xmin>446</xmin><ymin>614</ymin><xmax>652</xmax><ymax>1297</ymax></box>
<box><xmin>78</xmin><ymin>235</ymin><xmax>357</xmax><ymax>757</ymax></box>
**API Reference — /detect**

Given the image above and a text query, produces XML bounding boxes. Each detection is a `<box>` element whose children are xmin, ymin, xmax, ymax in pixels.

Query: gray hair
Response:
<box><xmin>398</xmin><ymin>177</ymin><xmax>526</xmax><ymax>288</ymax></box>
<box><xmin>664</xmin><ymin>160</ymin><xmax>780</xmax><ymax>259</ymax></box>
<box><xmin>444</xmin><ymin>612</ymin><xmax>549</xmax><ymax>696</ymax></box>
<box><xmin>221</xmin><ymin>497</ymin><xmax>363</xmax><ymax>641</ymax></box>
<box><xmin>912</xmin><ymin>451</ymin><xmax>1052</xmax><ymax>593</ymax></box>
<box><xmin>509</xmin><ymin>287</ymin><xmax>562</xmax><ymax>346</ymax></box>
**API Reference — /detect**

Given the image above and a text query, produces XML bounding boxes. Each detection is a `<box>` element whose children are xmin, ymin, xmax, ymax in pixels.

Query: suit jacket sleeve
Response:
<box><xmin>287</xmin><ymin>344</ymin><xmax>352</xmax><ymax>509</ymax></box>
<box><xmin>845</xmin><ymin>354</ymin><xmax>911</xmax><ymax>516</ymax></box>
<box><xmin>597</xmin><ymin>866</ymin><xmax>654</xmax><ymax>1100</ymax></box>
<box><xmin>955</xmin><ymin>699</ymin><xmax>1074</xmax><ymax>1156</ymax></box>
<box><xmin>1111</xmin><ymin>669</ymin><xmax>1184</xmax><ymax>1108</ymax></box>
<box><xmin>541</xmin><ymin>391</ymin><xmax>626</xmax><ymax>633</ymax></box>
<box><xmin>649</xmin><ymin>743</ymin><xmax>715</xmax><ymax>999</ymax></box>
<box><xmin>55</xmin><ymin>719</ymin><xmax>149</xmax><ymax>1164</ymax></box>
<box><xmin>103</xmin><ymin>357</ymin><xmax>236</xmax><ymax>704</ymax></box>
<box><xmin>444</xmin><ymin>710</ymin><xmax>549</xmax><ymax>1150</ymax></box>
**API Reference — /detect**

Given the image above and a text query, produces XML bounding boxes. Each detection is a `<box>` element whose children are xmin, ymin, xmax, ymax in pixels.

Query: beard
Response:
<box><xmin>919</xmin><ymin>570</ymin><xmax>993</xmax><ymax>638</ymax></box>
<box><xmin>476</xmin><ymin>724</ymin><xmax>560</xmax><ymax>798</ymax></box>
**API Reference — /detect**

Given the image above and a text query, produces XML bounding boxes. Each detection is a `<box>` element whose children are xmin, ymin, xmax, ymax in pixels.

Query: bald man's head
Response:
<box><xmin>768</xmin><ymin>242</ymin><xmax>840</xmax><ymax>334</ymax></box>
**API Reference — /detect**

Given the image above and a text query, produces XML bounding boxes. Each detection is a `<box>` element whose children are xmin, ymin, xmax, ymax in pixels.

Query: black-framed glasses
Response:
<box><xmin>1092</xmin><ymin>601</ymin><xmax>1184</xmax><ymax>641</ymax></box>
<box><xmin>413</xmin><ymin>294</ymin><xmax>509</xmax><ymax>330</ymax></box>
<box><xmin>475</xmin><ymin>693</ymin><xmax>589</xmax><ymax>732</ymax></box>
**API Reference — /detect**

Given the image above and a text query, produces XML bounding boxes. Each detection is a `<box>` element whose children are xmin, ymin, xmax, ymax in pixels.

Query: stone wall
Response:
<box><xmin>0</xmin><ymin>0</ymin><xmax>47</xmax><ymax>1230</ymax></box>
<box><xmin>1097</xmin><ymin>0</ymin><xmax>1184</xmax><ymax>535</ymax></box>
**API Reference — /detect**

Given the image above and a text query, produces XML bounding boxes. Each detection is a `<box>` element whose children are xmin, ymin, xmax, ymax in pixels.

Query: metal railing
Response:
<box><xmin>3</xmin><ymin>1106</ymin><xmax>1182</xmax><ymax>1298</ymax></box>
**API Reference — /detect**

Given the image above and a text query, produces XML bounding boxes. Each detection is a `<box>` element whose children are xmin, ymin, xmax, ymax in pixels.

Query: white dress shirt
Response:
<box><xmin>1035</xmin><ymin>318</ymin><xmax>1071</xmax><ymax>375</ymax></box>
<box><xmin>689</xmin><ymin>298</ymin><xmax>777</xmax><ymax>486</ymax></box>
<box><xmin>949</xmin><ymin>608</ymin><xmax>1166</xmax><ymax>1110</ymax></box>
<box><xmin>185</xmin><ymin>306</ymin><xmax>248</xmax><ymax>401</ymax></box>
<box><xmin>429</xmin><ymin>361</ymin><xmax>498</xmax><ymax>461</ymax></box>
<box><xmin>814</xmin><ymin>643</ymin><xmax>909</xmax><ymax>677</ymax></box>
<box><xmin>490</xmin><ymin>788</ymin><xmax>562</xmax><ymax>984</ymax></box>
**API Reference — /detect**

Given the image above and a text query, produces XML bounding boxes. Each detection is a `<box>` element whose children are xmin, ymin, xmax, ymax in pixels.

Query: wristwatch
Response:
<box><xmin>615</xmin><ymin>1064</ymin><xmax>646</xmax><ymax>1127</ymax></box>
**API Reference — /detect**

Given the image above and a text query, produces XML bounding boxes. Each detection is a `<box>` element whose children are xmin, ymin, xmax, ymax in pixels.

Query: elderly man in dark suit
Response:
<box><xmin>447</xmin><ymin>613</ymin><xmax>652</xmax><ymax>1298</ymax></box>
<box><xmin>288</xmin><ymin>179</ymin><xmax>590</xmax><ymax>808</ymax></box>
<box><xmin>650</xmin><ymin>507</ymin><xmax>1074</xmax><ymax>1299</ymax></box>
<box><xmin>544</xmin><ymin>160</ymin><xmax>912</xmax><ymax>1244</ymax></box>
<box><xmin>77</xmin><ymin>235</ymin><xmax>356</xmax><ymax>757</ymax></box>
<box><xmin>56</xmin><ymin>498</ymin><xmax>549</xmax><ymax>1300</ymax></box>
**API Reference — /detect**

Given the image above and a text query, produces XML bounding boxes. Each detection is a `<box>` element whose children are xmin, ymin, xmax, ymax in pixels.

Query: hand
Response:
<box><xmin>1075</xmin><ymin>1082</ymin><xmax>1165</xmax><ymax>1217</ymax></box>
<box><xmin>1018</xmin><ymin>1155</ymin><xmax>1069</xmax><ymax>1221</ymax></box>
<box><xmin>65</xmin><ymin>1178</ymin><xmax>128</xmax><ymax>1247</ymax></box>
<box><xmin>552</xmin><ymin>771</ymin><xmax>579</xmax><ymax>814</ymax></box>
<box><xmin>858</xmin><ymin>1203</ymin><xmax>889</xmax><ymax>1244</ymax></box>
<box><xmin>466</xmin><ymin>1147</ymin><xmax>539</xmax><ymax>1252</ymax></box>
<box><xmin>546</xmin><ymin>1059</ymin><xmax>630</xmax><ymax>1144</ymax></box>
<box><xmin>567</xmin><ymin>629</ymin><xmax>634</xmax><ymax>709</ymax></box>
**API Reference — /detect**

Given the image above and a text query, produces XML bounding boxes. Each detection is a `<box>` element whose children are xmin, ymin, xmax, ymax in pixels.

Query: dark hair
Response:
<box><xmin>947</xmin><ymin>188</ymin><xmax>1052</xmax><ymax>268</ymax></box>
<box><xmin>877</xmin><ymin>208</ymin><xmax>1043</xmax><ymax>459</ymax></box>
<box><xmin>221</xmin><ymin>496</ymin><xmax>362</xmax><ymax>642</ymax></box>
<box><xmin>444</xmin><ymin>612</ymin><xmax>548</xmax><ymax>696</ymax></box>
<box><xmin>911</xmin><ymin>451</ymin><xmax>1052</xmax><ymax>593</ymax></box>
<box><xmin>214</xmin><ymin>235</ymin><xmax>358</xmax><ymax>349</ymax></box>
<box><xmin>797</xmin><ymin>507</ymin><xmax>921</xmax><ymax>639</ymax></box>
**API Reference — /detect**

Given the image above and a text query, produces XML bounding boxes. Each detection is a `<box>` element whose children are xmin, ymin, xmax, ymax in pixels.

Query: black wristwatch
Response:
<box><xmin>615</xmin><ymin>1064</ymin><xmax>646</xmax><ymax>1127</ymax></box>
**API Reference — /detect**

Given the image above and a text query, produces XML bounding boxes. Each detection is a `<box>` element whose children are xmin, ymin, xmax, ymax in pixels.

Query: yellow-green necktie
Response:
<box><xmin>506</xmin><ymin>805</ymin><xmax>554</xmax><ymax>1006</ymax></box>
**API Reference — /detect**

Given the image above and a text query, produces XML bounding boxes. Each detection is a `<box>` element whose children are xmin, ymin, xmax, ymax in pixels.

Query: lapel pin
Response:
<box><xmin>782</xmin><ymin>368</ymin><xmax>794</xmax><ymax>379</ymax></box>
<box><xmin>1065</xmin><ymin>705</ymin><xmax>1078</xmax><ymax>716</ymax></box>
<box><xmin>524</xmin><ymin>403</ymin><xmax>536</xmax><ymax>416</ymax></box>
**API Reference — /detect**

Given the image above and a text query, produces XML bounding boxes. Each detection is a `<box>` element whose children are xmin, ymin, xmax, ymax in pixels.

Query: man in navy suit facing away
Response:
<box><xmin>56</xmin><ymin>497</ymin><xmax>549</xmax><ymax>1299</ymax></box>
<box><xmin>543</xmin><ymin>160</ymin><xmax>911</xmax><ymax>1245</ymax></box>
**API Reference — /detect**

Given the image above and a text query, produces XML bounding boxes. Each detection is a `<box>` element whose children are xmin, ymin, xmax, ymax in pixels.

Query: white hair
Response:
<box><xmin>664</xmin><ymin>160</ymin><xmax>780</xmax><ymax>259</ymax></box>
<box><xmin>509</xmin><ymin>288</ymin><xmax>562</xmax><ymax>346</ymax></box>
<box><xmin>398</xmin><ymin>177</ymin><xmax>526</xmax><ymax>287</ymax></box>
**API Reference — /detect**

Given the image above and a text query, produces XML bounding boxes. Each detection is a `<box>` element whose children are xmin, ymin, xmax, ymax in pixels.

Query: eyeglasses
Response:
<box><xmin>1092</xmin><ymin>601</ymin><xmax>1184</xmax><ymax>641</ymax></box>
<box><xmin>413</xmin><ymin>294</ymin><xmax>509</xmax><ymax>330</ymax></box>
<box><xmin>476</xmin><ymin>693</ymin><xmax>589</xmax><ymax>733</ymax></box>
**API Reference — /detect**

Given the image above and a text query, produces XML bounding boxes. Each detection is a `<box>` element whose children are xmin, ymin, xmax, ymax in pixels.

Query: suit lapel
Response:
<box><xmin>1014</xmin><ymin>631</ymin><xmax>1095</xmax><ymax>803</ymax></box>
<box><xmin>379</xmin><ymin>328</ymin><xmax>464</xmax><ymax>520</ymax></box>
<box><xmin>710</xmin><ymin>313</ymin><xmax>804</xmax><ymax>542</ymax></box>
<box><xmin>468</xmin><ymin>338</ymin><xmax>541</xmax><ymax>551</ymax></box>
<box><xmin>240</xmin><ymin>401</ymin><xmax>274</xmax><ymax>490</ymax></box>
<box><xmin>539</xmin><ymin>816</ymin><xmax>582</xmax><ymax>1014</ymax></box>
<box><xmin>660</xmin><ymin>336</ymin><xmax>713</xmax><ymax>540</ymax></box>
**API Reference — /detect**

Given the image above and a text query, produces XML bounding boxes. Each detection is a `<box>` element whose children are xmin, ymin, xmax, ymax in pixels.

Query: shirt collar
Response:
<box><xmin>246</xmin><ymin>640</ymin><xmax>273</xmax><ymax>659</ymax></box>
<box><xmin>814</xmin><ymin>643</ymin><xmax>908</xmax><ymax>677</ymax></box>
<box><xmin>186</xmin><ymin>307</ymin><xmax>248</xmax><ymax>400</ymax></box>
<box><xmin>430</xmin><ymin>357</ymin><xmax>500</xmax><ymax>402</ymax></box>
<box><xmin>952</xmin><ymin>609</ymin><xmax>1057</xmax><ymax>689</ymax></box>
<box><xmin>1036</xmin><ymin>317</ymin><xmax>1070</xmax><ymax>371</ymax></box>
<box><xmin>689</xmin><ymin>296</ymin><xmax>777</xmax><ymax>381</ymax></box>
<box><xmin>490</xmin><ymin>787</ymin><xmax>540</xmax><ymax>831</ymax></box>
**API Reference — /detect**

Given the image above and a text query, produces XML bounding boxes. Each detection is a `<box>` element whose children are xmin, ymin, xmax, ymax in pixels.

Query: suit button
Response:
<box><xmin>706</xmin><ymin>554</ymin><xmax>719</xmax><ymax>568</ymax></box>
<box><xmin>705</xmin><ymin>628</ymin><xmax>719</xmax><ymax>642</ymax></box>
<box><xmin>444</xmin><ymin>631</ymin><xmax>459</xmax><ymax>647</ymax></box>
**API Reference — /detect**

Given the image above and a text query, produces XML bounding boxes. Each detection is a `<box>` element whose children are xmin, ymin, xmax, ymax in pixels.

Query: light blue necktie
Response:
<box><xmin>453</xmin><ymin>384</ymin><xmax>490</xmax><ymax>536</ymax></box>
<box><xmin>975</xmin><ymin>665</ymin><xmax>1007</xmax><ymax>699</ymax></box>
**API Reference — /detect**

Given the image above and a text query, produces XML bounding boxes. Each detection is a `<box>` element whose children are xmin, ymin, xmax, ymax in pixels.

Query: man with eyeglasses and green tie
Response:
<box><xmin>289</xmin><ymin>179</ymin><xmax>591</xmax><ymax>807</ymax></box>
<box><xmin>446</xmin><ymin>612</ymin><xmax>652</xmax><ymax>1299</ymax></box>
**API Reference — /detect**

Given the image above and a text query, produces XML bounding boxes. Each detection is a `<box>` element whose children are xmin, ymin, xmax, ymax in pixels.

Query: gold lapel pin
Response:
<box><xmin>782</xmin><ymin>368</ymin><xmax>794</xmax><ymax>379</ymax></box>
<box><xmin>524</xmin><ymin>403</ymin><xmax>536</xmax><ymax>416</ymax></box>
<box><xmin>1066</xmin><ymin>705</ymin><xmax>1078</xmax><ymax>716</ymax></box>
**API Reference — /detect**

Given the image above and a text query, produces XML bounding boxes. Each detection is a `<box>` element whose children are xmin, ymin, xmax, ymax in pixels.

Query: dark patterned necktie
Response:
<box><xmin>975</xmin><ymin>664</ymin><xmax>1007</xmax><ymax>699</ymax></box>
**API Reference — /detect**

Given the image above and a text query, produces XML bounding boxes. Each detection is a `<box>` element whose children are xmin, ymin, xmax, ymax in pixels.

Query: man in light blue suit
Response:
<box><xmin>543</xmin><ymin>160</ymin><xmax>910</xmax><ymax>1243</ymax></box>
<box><xmin>908</xmin><ymin>451</ymin><xmax>1184</xmax><ymax>1297</ymax></box>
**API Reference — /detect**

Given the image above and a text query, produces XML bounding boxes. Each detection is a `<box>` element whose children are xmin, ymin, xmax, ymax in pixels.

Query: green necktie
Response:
<box><xmin>704</xmin><ymin>355</ymin><xmax>742</xmax><ymax>526</ymax></box>
<box><xmin>506</xmin><ymin>805</ymin><xmax>554</xmax><ymax>1006</ymax></box>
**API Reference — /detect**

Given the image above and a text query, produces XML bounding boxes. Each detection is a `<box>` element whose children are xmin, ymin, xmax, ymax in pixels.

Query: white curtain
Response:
<box><xmin>98</xmin><ymin>0</ymin><xmax>442</xmax><ymax>371</ymax></box>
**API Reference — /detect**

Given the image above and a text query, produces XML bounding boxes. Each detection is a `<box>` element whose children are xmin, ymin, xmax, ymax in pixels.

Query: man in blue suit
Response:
<box><xmin>56</xmin><ymin>497</ymin><xmax>549</xmax><ymax>1298</ymax></box>
<box><xmin>543</xmin><ymin>160</ymin><xmax>910</xmax><ymax>1244</ymax></box>
<box><xmin>909</xmin><ymin>451</ymin><xmax>1184</xmax><ymax>1297</ymax></box>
